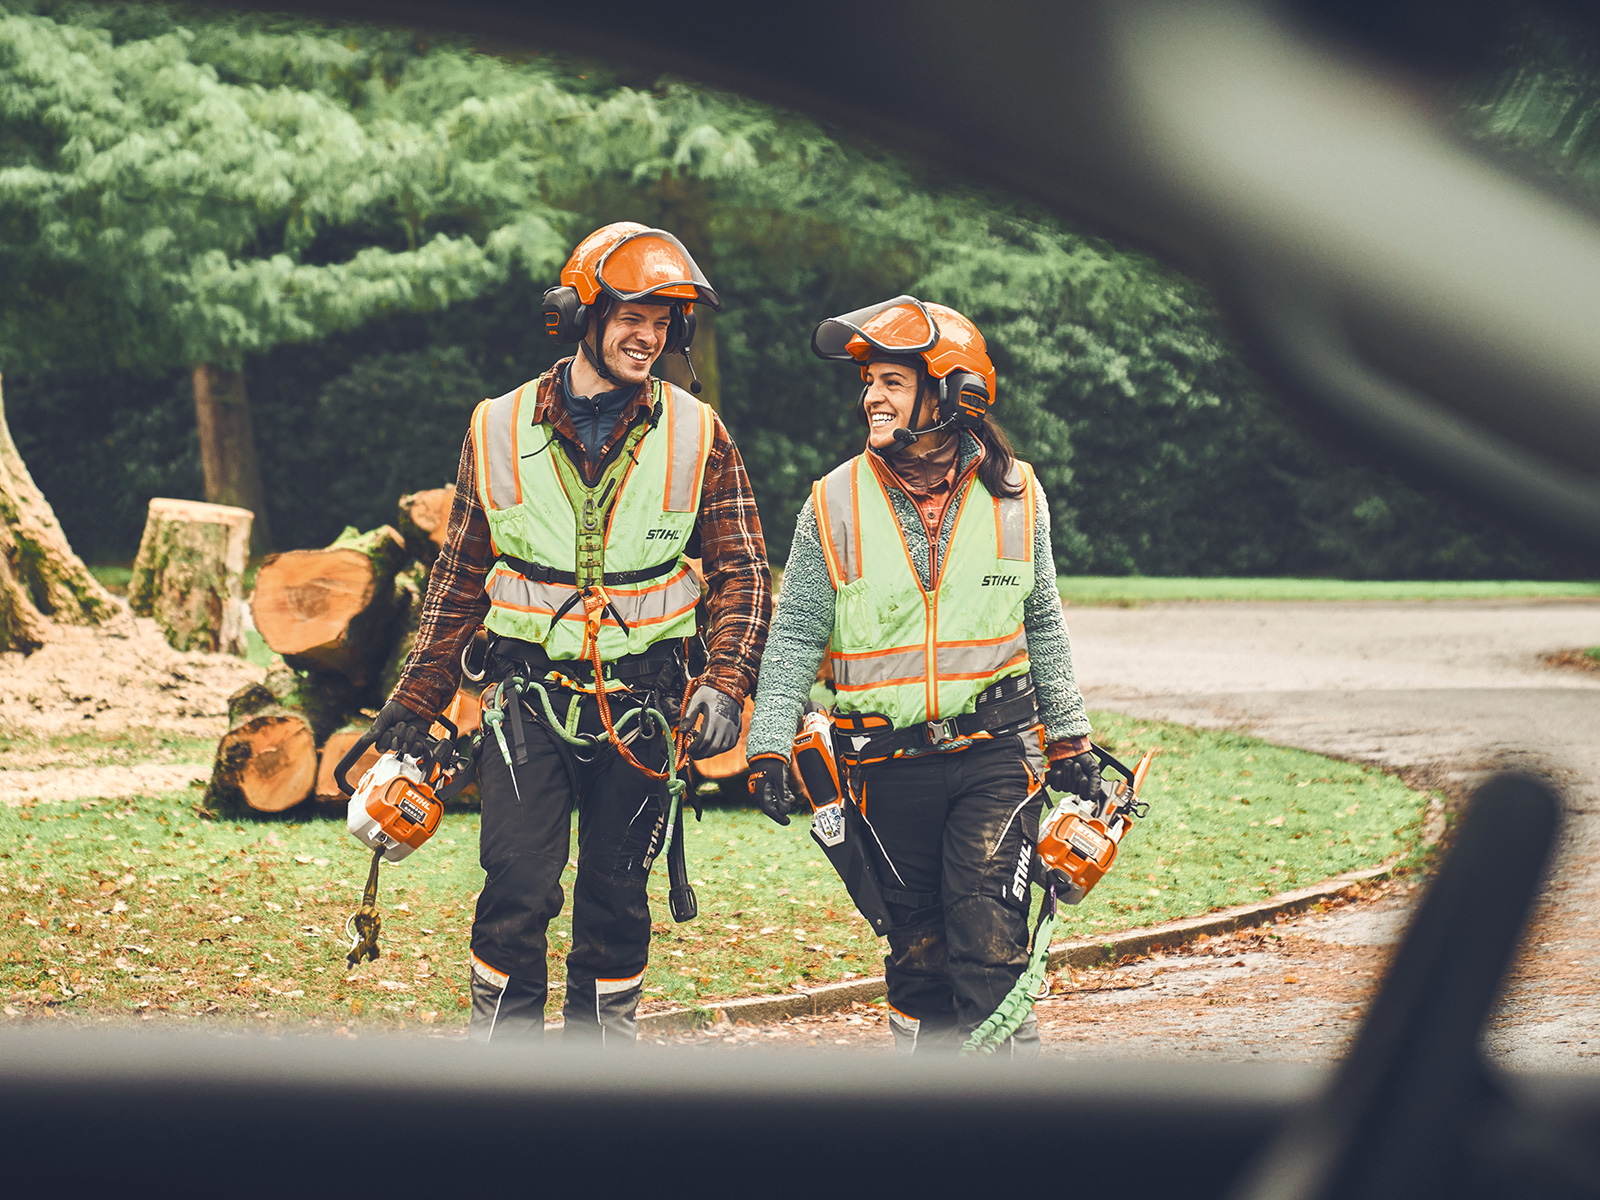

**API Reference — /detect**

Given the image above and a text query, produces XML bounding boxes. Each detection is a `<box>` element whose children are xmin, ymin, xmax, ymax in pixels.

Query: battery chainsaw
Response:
<box><xmin>1036</xmin><ymin>743</ymin><xmax>1157</xmax><ymax>904</ymax></box>
<box><xmin>334</xmin><ymin>716</ymin><xmax>471</xmax><ymax>968</ymax></box>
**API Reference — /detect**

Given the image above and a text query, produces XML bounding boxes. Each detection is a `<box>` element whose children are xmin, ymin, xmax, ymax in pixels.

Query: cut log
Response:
<box><xmin>314</xmin><ymin>725</ymin><xmax>380</xmax><ymax>806</ymax></box>
<box><xmin>206</xmin><ymin>712</ymin><xmax>317</xmax><ymax>814</ymax></box>
<box><xmin>396</xmin><ymin>485</ymin><xmax>454</xmax><ymax>565</ymax></box>
<box><xmin>127</xmin><ymin>498</ymin><xmax>253</xmax><ymax>654</ymax></box>
<box><xmin>230</xmin><ymin>665</ymin><xmax>363</xmax><ymax>744</ymax></box>
<box><xmin>0</xmin><ymin>375</ymin><xmax>120</xmax><ymax>651</ymax></box>
<box><xmin>250</xmin><ymin>525</ymin><xmax>408</xmax><ymax>686</ymax></box>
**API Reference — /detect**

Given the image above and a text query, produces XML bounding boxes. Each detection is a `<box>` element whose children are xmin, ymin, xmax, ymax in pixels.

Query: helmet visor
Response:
<box><xmin>811</xmin><ymin>295</ymin><xmax>940</xmax><ymax>361</ymax></box>
<box><xmin>595</xmin><ymin>228</ymin><xmax>720</xmax><ymax>311</ymax></box>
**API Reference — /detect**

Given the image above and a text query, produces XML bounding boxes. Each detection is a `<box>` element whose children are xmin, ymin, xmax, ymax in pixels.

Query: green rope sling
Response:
<box><xmin>962</xmin><ymin>885</ymin><xmax>1059</xmax><ymax>1055</ymax></box>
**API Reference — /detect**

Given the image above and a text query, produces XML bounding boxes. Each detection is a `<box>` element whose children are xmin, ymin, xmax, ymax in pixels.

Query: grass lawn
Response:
<box><xmin>1058</xmin><ymin>576</ymin><xmax>1600</xmax><ymax>606</ymax></box>
<box><xmin>1</xmin><ymin>711</ymin><xmax>1428</xmax><ymax>1032</ymax></box>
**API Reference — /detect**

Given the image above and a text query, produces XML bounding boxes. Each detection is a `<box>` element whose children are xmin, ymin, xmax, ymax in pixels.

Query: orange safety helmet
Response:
<box><xmin>811</xmin><ymin>295</ymin><xmax>996</xmax><ymax>432</ymax></box>
<box><xmin>542</xmin><ymin>221</ymin><xmax>720</xmax><ymax>356</ymax></box>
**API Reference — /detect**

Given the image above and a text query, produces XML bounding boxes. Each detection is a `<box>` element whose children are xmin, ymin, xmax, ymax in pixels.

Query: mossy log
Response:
<box><xmin>206</xmin><ymin>690</ymin><xmax>317</xmax><ymax>815</ymax></box>
<box><xmin>250</xmin><ymin>525</ymin><xmax>408</xmax><ymax>686</ymax></box>
<box><xmin>127</xmin><ymin>498</ymin><xmax>253</xmax><ymax>654</ymax></box>
<box><xmin>0</xmin><ymin>375</ymin><xmax>120</xmax><ymax>651</ymax></box>
<box><xmin>396</xmin><ymin>485</ymin><xmax>454</xmax><ymax>565</ymax></box>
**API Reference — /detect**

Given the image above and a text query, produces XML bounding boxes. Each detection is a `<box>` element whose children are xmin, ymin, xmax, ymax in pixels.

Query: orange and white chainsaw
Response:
<box><xmin>1036</xmin><ymin>744</ymin><xmax>1157</xmax><ymax>905</ymax></box>
<box><xmin>334</xmin><ymin>716</ymin><xmax>471</xmax><ymax>968</ymax></box>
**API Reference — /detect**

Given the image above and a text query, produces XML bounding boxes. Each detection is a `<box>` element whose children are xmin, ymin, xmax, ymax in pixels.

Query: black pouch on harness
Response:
<box><xmin>667</xmin><ymin>800</ymin><xmax>696</xmax><ymax>923</ymax></box>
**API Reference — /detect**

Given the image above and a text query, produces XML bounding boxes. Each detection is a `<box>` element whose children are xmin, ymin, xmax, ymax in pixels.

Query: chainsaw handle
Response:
<box><xmin>1090</xmin><ymin>742</ymin><xmax>1137</xmax><ymax>785</ymax></box>
<box><xmin>334</xmin><ymin>714</ymin><xmax>460</xmax><ymax>797</ymax></box>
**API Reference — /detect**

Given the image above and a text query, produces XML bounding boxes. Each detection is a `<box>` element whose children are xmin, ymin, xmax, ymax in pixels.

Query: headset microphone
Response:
<box><xmin>891</xmin><ymin>413</ymin><xmax>961</xmax><ymax>445</ymax></box>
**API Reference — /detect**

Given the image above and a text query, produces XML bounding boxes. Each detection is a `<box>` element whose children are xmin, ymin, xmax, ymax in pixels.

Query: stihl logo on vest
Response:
<box><xmin>645</xmin><ymin>527</ymin><xmax>683</xmax><ymax>541</ymax></box>
<box><xmin>982</xmin><ymin>574</ymin><xmax>1020</xmax><ymax>587</ymax></box>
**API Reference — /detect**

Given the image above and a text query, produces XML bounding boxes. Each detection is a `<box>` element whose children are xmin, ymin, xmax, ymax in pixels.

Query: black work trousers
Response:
<box><xmin>854</xmin><ymin>731</ymin><xmax>1046</xmax><ymax>1054</ymax></box>
<box><xmin>468</xmin><ymin>681</ymin><xmax>674</xmax><ymax>1045</ymax></box>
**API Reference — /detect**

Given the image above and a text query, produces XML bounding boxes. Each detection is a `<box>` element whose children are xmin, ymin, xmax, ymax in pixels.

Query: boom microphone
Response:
<box><xmin>891</xmin><ymin>413</ymin><xmax>961</xmax><ymax>445</ymax></box>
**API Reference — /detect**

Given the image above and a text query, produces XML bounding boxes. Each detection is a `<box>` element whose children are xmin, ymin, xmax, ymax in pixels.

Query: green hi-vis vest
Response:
<box><xmin>472</xmin><ymin>374</ymin><xmax>713</xmax><ymax>661</ymax></box>
<box><xmin>813</xmin><ymin>454</ymin><xmax>1036</xmax><ymax>730</ymax></box>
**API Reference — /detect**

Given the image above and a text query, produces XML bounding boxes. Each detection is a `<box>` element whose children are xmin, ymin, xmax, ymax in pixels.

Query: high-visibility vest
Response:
<box><xmin>813</xmin><ymin>453</ymin><xmax>1036</xmax><ymax>730</ymax></box>
<box><xmin>472</xmin><ymin>374</ymin><xmax>713</xmax><ymax>660</ymax></box>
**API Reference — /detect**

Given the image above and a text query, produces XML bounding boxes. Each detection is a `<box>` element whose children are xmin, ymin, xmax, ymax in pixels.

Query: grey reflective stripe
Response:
<box><xmin>818</xmin><ymin>460</ymin><xmax>859</xmax><ymax>585</ymax></box>
<box><xmin>995</xmin><ymin>462</ymin><xmax>1029</xmax><ymax>562</ymax></box>
<box><xmin>486</xmin><ymin>566</ymin><xmax>700</xmax><ymax>628</ymax></box>
<box><xmin>662</xmin><ymin>383</ymin><xmax>705</xmax><ymax>513</ymax></box>
<box><xmin>833</xmin><ymin>646</ymin><xmax>924</xmax><ymax>688</ymax></box>
<box><xmin>480</xmin><ymin>386</ymin><xmax>525</xmax><ymax>511</ymax></box>
<box><xmin>935</xmin><ymin>629</ymin><xmax>1028</xmax><ymax>678</ymax></box>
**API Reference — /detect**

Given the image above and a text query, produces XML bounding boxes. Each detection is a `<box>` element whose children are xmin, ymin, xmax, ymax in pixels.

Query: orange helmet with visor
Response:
<box><xmin>812</xmin><ymin>295</ymin><xmax>997</xmax><ymax>432</ymax></box>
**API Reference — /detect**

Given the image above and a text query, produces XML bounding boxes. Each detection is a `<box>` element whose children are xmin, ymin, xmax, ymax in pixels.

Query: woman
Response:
<box><xmin>744</xmin><ymin>295</ymin><xmax>1100</xmax><ymax>1055</ymax></box>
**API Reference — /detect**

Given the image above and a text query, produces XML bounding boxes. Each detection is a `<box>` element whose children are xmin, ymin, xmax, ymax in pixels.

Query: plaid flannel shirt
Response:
<box><xmin>390</xmin><ymin>360</ymin><xmax>772</xmax><ymax>716</ymax></box>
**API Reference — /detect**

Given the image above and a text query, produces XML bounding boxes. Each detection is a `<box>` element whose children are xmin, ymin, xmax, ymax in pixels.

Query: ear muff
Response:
<box><xmin>938</xmin><ymin>369</ymin><xmax>991</xmax><ymax>430</ymax></box>
<box><xmin>664</xmin><ymin>305</ymin><xmax>695</xmax><ymax>355</ymax></box>
<box><xmin>855</xmin><ymin>384</ymin><xmax>870</xmax><ymax>426</ymax></box>
<box><xmin>540</xmin><ymin>285</ymin><xmax>588</xmax><ymax>343</ymax></box>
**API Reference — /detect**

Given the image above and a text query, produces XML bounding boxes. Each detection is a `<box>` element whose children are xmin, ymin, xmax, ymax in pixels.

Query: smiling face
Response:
<box><xmin>862</xmin><ymin>359</ymin><xmax>932</xmax><ymax>450</ymax></box>
<box><xmin>590</xmin><ymin>300</ymin><xmax>674</xmax><ymax>386</ymax></box>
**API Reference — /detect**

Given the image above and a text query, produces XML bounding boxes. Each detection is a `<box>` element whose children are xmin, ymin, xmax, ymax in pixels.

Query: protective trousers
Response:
<box><xmin>854</xmin><ymin>732</ymin><xmax>1046</xmax><ymax>1057</ymax></box>
<box><xmin>468</xmin><ymin>683</ymin><xmax>674</xmax><ymax>1046</ymax></box>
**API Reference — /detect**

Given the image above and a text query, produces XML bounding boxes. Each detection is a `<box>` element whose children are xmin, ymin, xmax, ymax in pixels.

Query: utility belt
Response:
<box><xmin>486</xmin><ymin>634</ymin><xmax>685</xmax><ymax>693</ymax></box>
<box><xmin>831</xmin><ymin>673</ymin><xmax>1039</xmax><ymax>766</ymax></box>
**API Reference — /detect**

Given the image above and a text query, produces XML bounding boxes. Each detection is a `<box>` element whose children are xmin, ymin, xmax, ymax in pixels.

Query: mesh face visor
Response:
<box><xmin>595</xmin><ymin>228</ymin><xmax>721</xmax><ymax>310</ymax></box>
<box><xmin>811</xmin><ymin>295</ymin><xmax>941</xmax><ymax>362</ymax></box>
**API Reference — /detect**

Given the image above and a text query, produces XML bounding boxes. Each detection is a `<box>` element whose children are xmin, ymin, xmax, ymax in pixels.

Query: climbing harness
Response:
<box><xmin>962</xmin><ymin>743</ymin><xmax>1156</xmax><ymax>1055</ymax></box>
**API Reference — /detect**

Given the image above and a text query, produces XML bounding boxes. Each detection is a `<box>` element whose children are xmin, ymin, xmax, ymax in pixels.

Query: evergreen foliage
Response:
<box><xmin>0</xmin><ymin>2</ymin><xmax>1588</xmax><ymax>576</ymax></box>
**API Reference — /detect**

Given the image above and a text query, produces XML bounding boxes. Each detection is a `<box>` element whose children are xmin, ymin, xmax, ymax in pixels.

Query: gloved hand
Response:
<box><xmin>1047</xmin><ymin>746</ymin><xmax>1103</xmax><ymax>804</ymax></box>
<box><xmin>747</xmin><ymin>754</ymin><xmax>799</xmax><ymax>826</ymax></box>
<box><xmin>680</xmin><ymin>684</ymin><xmax>743</xmax><ymax>758</ymax></box>
<box><xmin>369</xmin><ymin>699</ymin><xmax>434</xmax><ymax>760</ymax></box>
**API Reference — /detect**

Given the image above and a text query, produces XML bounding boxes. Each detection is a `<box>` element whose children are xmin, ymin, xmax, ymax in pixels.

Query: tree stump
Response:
<box><xmin>0</xmin><ymin>375</ymin><xmax>120</xmax><ymax>651</ymax></box>
<box><xmin>205</xmin><ymin>682</ymin><xmax>317</xmax><ymax>814</ymax></box>
<box><xmin>396</xmin><ymin>485</ymin><xmax>454</xmax><ymax>565</ymax></box>
<box><xmin>250</xmin><ymin>525</ymin><xmax>408</xmax><ymax>686</ymax></box>
<box><xmin>127</xmin><ymin>498</ymin><xmax>253</xmax><ymax>654</ymax></box>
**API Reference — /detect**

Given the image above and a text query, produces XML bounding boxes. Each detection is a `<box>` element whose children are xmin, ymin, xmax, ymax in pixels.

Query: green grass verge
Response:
<box><xmin>1</xmin><ymin>711</ymin><xmax>1427</xmax><ymax>1031</ymax></box>
<box><xmin>1058</xmin><ymin>576</ymin><xmax>1600</xmax><ymax>606</ymax></box>
<box><xmin>88</xmin><ymin>564</ymin><xmax>133</xmax><ymax>595</ymax></box>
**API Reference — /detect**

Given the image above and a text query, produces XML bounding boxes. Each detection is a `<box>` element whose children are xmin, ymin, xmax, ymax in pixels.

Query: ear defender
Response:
<box><xmin>665</xmin><ymin>306</ymin><xmax>695</xmax><ymax>355</ymax></box>
<box><xmin>939</xmin><ymin>369</ymin><xmax>991</xmax><ymax>429</ymax></box>
<box><xmin>540</xmin><ymin>285</ymin><xmax>588</xmax><ymax>343</ymax></box>
<box><xmin>856</xmin><ymin>384</ymin><xmax>871</xmax><ymax>426</ymax></box>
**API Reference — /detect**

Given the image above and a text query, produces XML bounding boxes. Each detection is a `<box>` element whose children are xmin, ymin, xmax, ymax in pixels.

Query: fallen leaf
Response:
<box><xmin>1265</xmin><ymin>816</ymin><xmax>1285</xmax><ymax>827</ymax></box>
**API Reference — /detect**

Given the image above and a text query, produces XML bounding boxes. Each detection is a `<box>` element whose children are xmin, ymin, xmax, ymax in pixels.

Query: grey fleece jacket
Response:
<box><xmin>746</xmin><ymin>434</ymin><xmax>1091</xmax><ymax>759</ymax></box>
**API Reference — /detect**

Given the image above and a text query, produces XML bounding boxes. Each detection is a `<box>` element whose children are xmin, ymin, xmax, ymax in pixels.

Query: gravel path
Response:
<box><xmin>661</xmin><ymin>600</ymin><xmax>1600</xmax><ymax>1068</ymax></box>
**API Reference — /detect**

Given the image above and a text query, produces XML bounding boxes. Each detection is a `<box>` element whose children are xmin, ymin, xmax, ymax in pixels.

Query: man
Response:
<box><xmin>369</xmin><ymin>222</ymin><xmax>771</xmax><ymax>1044</ymax></box>
<box><xmin>744</xmin><ymin>295</ymin><xmax>1098</xmax><ymax>1055</ymax></box>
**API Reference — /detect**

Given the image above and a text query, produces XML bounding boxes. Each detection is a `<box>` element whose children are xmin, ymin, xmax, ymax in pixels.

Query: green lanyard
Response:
<box><xmin>549</xmin><ymin>418</ymin><xmax>651</xmax><ymax>589</ymax></box>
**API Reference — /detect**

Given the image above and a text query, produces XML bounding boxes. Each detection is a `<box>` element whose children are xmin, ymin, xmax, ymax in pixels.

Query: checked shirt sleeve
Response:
<box><xmin>690</xmin><ymin>412</ymin><xmax>773</xmax><ymax>703</ymax></box>
<box><xmin>389</xmin><ymin>431</ymin><xmax>492</xmax><ymax>718</ymax></box>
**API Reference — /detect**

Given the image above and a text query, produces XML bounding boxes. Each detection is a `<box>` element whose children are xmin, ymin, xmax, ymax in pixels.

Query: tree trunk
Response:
<box><xmin>0</xmin><ymin>375</ymin><xmax>121</xmax><ymax>652</ymax></box>
<box><xmin>396</xmin><ymin>485</ymin><xmax>455</xmax><ymax>565</ymax></box>
<box><xmin>657</xmin><ymin>305</ymin><xmax>720</xmax><ymax>413</ymax></box>
<box><xmin>250</xmin><ymin>525</ymin><xmax>408</xmax><ymax>686</ymax></box>
<box><xmin>192</xmin><ymin>364</ymin><xmax>272</xmax><ymax>555</ymax></box>
<box><xmin>127</xmin><ymin>498</ymin><xmax>253</xmax><ymax>654</ymax></box>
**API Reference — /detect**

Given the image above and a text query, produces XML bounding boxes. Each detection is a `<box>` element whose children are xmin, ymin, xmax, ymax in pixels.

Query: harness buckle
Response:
<box><xmin>926</xmin><ymin>718</ymin><xmax>957</xmax><ymax>745</ymax></box>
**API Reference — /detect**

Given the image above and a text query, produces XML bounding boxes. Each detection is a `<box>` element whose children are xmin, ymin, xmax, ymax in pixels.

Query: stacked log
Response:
<box><xmin>203</xmin><ymin>500</ymin><xmax>480</xmax><ymax>817</ymax></box>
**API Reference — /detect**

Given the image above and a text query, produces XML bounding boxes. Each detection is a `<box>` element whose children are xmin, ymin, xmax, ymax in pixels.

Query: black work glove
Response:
<box><xmin>747</xmin><ymin>754</ymin><xmax>799</xmax><ymax>827</ymax></box>
<box><xmin>1047</xmin><ymin>748</ymin><xmax>1103</xmax><ymax>804</ymax></box>
<box><xmin>680</xmin><ymin>684</ymin><xmax>743</xmax><ymax>758</ymax></box>
<box><xmin>369</xmin><ymin>699</ymin><xmax>434</xmax><ymax>760</ymax></box>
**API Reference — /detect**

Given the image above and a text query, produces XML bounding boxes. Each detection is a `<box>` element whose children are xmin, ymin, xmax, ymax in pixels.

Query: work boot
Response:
<box><xmin>468</xmin><ymin>957</ymin><xmax>546</xmax><ymax>1043</ymax></box>
<box><xmin>562</xmin><ymin>970</ymin><xmax>644</xmax><ymax>1047</ymax></box>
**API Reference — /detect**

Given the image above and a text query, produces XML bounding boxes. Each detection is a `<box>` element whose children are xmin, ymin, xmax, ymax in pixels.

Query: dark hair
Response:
<box><xmin>974</xmin><ymin>415</ymin><xmax>1024</xmax><ymax>499</ymax></box>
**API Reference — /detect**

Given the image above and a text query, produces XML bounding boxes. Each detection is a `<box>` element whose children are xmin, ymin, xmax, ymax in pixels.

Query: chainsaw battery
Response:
<box><xmin>1037</xmin><ymin>802</ymin><xmax>1124</xmax><ymax>905</ymax></box>
<box><xmin>347</xmin><ymin>754</ymin><xmax>444</xmax><ymax>862</ymax></box>
<box><xmin>793</xmin><ymin>712</ymin><xmax>845</xmax><ymax>846</ymax></box>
